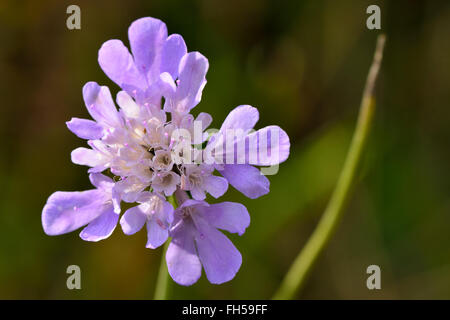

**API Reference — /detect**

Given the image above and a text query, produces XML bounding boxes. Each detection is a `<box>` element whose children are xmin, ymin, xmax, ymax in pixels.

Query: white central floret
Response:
<box><xmin>96</xmin><ymin>92</ymin><xmax>213</xmax><ymax>202</ymax></box>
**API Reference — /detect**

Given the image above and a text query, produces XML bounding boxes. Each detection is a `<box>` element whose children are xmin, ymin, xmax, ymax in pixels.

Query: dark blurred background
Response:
<box><xmin>0</xmin><ymin>0</ymin><xmax>449</xmax><ymax>299</ymax></box>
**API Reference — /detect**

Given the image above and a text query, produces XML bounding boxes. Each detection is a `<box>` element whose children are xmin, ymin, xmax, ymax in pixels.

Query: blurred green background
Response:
<box><xmin>0</xmin><ymin>0</ymin><xmax>449</xmax><ymax>299</ymax></box>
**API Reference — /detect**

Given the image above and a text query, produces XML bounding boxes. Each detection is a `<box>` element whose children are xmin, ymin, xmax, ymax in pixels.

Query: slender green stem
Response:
<box><xmin>273</xmin><ymin>35</ymin><xmax>386</xmax><ymax>300</ymax></box>
<box><xmin>153</xmin><ymin>195</ymin><xmax>178</xmax><ymax>300</ymax></box>
<box><xmin>154</xmin><ymin>240</ymin><xmax>171</xmax><ymax>300</ymax></box>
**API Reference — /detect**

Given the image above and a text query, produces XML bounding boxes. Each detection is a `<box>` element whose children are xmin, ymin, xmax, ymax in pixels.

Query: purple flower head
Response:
<box><xmin>42</xmin><ymin>16</ymin><xmax>290</xmax><ymax>286</ymax></box>
<box><xmin>166</xmin><ymin>190</ymin><xmax>250</xmax><ymax>285</ymax></box>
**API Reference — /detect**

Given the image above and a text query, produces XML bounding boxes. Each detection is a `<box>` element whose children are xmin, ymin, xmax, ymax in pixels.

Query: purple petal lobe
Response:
<box><xmin>193</xmin><ymin>217</ymin><xmax>242</xmax><ymax>284</ymax></box>
<box><xmin>98</xmin><ymin>40</ymin><xmax>146</xmax><ymax>91</ymax></box>
<box><xmin>161</xmin><ymin>34</ymin><xmax>187</xmax><ymax>80</ymax></box>
<box><xmin>219</xmin><ymin>164</ymin><xmax>269</xmax><ymax>199</ymax></box>
<box><xmin>128</xmin><ymin>17</ymin><xmax>168</xmax><ymax>84</ymax></box>
<box><xmin>120</xmin><ymin>206</ymin><xmax>147</xmax><ymax>235</ymax></box>
<box><xmin>220</xmin><ymin>105</ymin><xmax>259</xmax><ymax>133</ymax></box>
<box><xmin>173</xmin><ymin>52</ymin><xmax>209</xmax><ymax>113</ymax></box>
<box><xmin>146</xmin><ymin>218</ymin><xmax>169</xmax><ymax>249</ymax></box>
<box><xmin>166</xmin><ymin>222</ymin><xmax>202</xmax><ymax>286</ymax></box>
<box><xmin>71</xmin><ymin>147</ymin><xmax>105</xmax><ymax>168</ymax></box>
<box><xmin>146</xmin><ymin>198</ymin><xmax>173</xmax><ymax>249</ymax></box>
<box><xmin>197</xmin><ymin>112</ymin><xmax>213</xmax><ymax>130</ymax></box>
<box><xmin>42</xmin><ymin>190</ymin><xmax>105</xmax><ymax>235</ymax></box>
<box><xmin>200</xmin><ymin>202</ymin><xmax>250</xmax><ymax>236</ymax></box>
<box><xmin>204</xmin><ymin>175</ymin><xmax>228</xmax><ymax>198</ymax></box>
<box><xmin>147</xmin><ymin>72</ymin><xmax>176</xmax><ymax>107</ymax></box>
<box><xmin>190</xmin><ymin>187</ymin><xmax>206</xmax><ymax>201</ymax></box>
<box><xmin>116</xmin><ymin>91</ymin><xmax>140</xmax><ymax>119</ymax></box>
<box><xmin>66</xmin><ymin>118</ymin><xmax>104</xmax><ymax>140</ymax></box>
<box><xmin>89</xmin><ymin>173</ymin><xmax>114</xmax><ymax>191</ymax></box>
<box><xmin>244</xmin><ymin>126</ymin><xmax>290</xmax><ymax>166</ymax></box>
<box><xmin>79</xmin><ymin>205</ymin><xmax>118</xmax><ymax>241</ymax></box>
<box><xmin>82</xmin><ymin>82</ymin><xmax>122</xmax><ymax>127</ymax></box>
<box><xmin>217</xmin><ymin>125</ymin><xmax>290</xmax><ymax>166</ymax></box>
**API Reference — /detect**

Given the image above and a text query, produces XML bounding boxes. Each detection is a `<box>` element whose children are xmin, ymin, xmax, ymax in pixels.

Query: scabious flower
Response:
<box><xmin>42</xmin><ymin>17</ymin><xmax>290</xmax><ymax>286</ymax></box>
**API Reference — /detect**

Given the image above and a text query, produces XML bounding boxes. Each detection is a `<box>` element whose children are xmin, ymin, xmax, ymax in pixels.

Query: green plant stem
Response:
<box><xmin>154</xmin><ymin>240</ymin><xmax>171</xmax><ymax>300</ymax></box>
<box><xmin>273</xmin><ymin>34</ymin><xmax>386</xmax><ymax>300</ymax></box>
<box><xmin>153</xmin><ymin>195</ymin><xmax>178</xmax><ymax>300</ymax></box>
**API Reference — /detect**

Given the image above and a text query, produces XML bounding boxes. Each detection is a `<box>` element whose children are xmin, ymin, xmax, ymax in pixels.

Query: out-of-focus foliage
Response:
<box><xmin>0</xmin><ymin>0</ymin><xmax>449</xmax><ymax>299</ymax></box>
